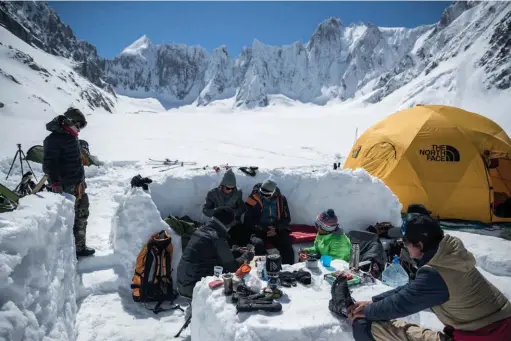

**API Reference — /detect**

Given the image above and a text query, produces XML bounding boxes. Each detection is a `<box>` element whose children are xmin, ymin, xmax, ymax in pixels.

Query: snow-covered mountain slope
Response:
<box><xmin>0</xmin><ymin>1</ymin><xmax>110</xmax><ymax>91</ymax></box>
<box><xmin>1</xmin><ymin>1</ymin><xmax>509</xmax><ymax>110</ymax></box>
<box><xmin>0</xmin><ymin>25</ymin><xmax>116</xmax><ymax>119</ymax></box>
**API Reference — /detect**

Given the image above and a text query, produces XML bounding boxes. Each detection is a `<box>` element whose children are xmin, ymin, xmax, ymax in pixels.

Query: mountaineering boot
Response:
<box><xmin>328</xmin><ymin>274</ymin><xmax>355</xmax><ymax>318</ymax></box>
<box><xmin>236</xmin><ymin>299</ymin><xmax>282</xmax><ymax>313</ymax></box>
<box><xmin>77</xmin><ymin>246</ymin><xmax>96</xmax><ymax>257</ymax></box>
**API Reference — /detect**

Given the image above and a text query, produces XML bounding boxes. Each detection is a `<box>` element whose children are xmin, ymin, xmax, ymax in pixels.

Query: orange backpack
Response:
<box><xmin>131</xmin><ymin>230</ymin><xmax>181</xmax><ymax>314</ymax></box>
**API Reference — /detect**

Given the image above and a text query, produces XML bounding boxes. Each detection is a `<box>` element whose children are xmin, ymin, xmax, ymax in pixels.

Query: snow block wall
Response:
<box><xmin>110</xmin><ymin>188</ymin><xmax>183</xmax><ymax>290</ymax></box>
<box><xmin>150</xmin><ymin>167</ymin><xmax>403</xmax><ymax>231</ymax></box>
<box><xmin>0</xmin><ymin>193</ymin><xmax>77</xmax><ymax>341</ymax></box>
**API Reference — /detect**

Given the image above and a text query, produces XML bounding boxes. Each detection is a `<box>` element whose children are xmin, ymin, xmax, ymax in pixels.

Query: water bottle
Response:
<box><xmin>382</xmin><ymin>255</ymin><xmax>409</xmax><ymax>288</ymax></box>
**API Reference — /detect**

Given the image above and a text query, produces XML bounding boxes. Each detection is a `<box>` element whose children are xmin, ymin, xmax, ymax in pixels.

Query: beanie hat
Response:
<box><xmin>220</xmin><ymin>169</ymin><xmax>236</xmax><ymax>187</ymax></box>
<box><xmin>315</xmin><ymin>209</ymin><xmax>339</xmax><ymax>232</ymax></box>
<box><xmin>260</xmin><ymin>179</ymin><xmax>277</xmax><ymax>196</ymax></box>
<box><xmin>212</xmin><ymin>206</ymin><xmax>235</xmax><ymax>227</ymax></box>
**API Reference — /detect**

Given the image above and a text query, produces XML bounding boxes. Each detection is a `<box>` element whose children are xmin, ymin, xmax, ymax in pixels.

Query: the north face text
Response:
<box><xmin>419</xmin><ymin>145</ymin><xmax>460</xmax><ymax>162</ymax></box>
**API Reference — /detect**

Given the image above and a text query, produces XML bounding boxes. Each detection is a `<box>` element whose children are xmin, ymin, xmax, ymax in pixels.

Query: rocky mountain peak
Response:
<box><xmin>307</xmin><ymin>17</ymin><xmax>344</xmax><ymax>51</ymax></box>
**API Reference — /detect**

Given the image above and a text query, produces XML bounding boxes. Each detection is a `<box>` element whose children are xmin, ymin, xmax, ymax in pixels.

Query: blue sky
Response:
<box><xmin>48</xmin><ymin>1</ymin><xmax>450</xmax><ymax>59</ymax></box>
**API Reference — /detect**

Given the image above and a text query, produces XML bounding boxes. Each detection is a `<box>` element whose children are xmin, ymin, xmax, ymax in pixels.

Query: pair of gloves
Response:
<box><xmin>232</xmin><ymin>245</ymin><xmax>255</xmax><ymax>263</ymax></box>
<box><xmin>278</xmin><ymin>269</ymin><xmax>312</xmax><ymax>287</ymax></box>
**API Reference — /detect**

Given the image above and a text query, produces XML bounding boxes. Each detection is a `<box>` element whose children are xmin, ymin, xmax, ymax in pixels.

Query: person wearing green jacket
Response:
<box><xmin>299</xmin><ymin>209</ymin><xmax>351</xmax><ymax>262</ymax></box>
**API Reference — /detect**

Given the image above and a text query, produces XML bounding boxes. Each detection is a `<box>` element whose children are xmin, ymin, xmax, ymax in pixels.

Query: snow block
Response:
<box><xmin>110</xmin><ymin>188</ymin><xmax>182</xmax><ymax>290</ymax></box>
<box><xmin>0</xmin><ymin>193</ymin><xmax>77</xmax><ymax>341</ymax></box>
<box><xmin>150</xmin><ymin>167</ymin><xmax>403</xmax><ymax>232</ymax></box>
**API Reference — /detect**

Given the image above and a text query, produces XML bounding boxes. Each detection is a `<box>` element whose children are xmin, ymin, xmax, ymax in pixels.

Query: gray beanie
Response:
<box><xmin>220</xmin><ymin>169</ymin><xmax>236</xmax><ymax>187</ymax></box>
<box><xmin>260</xmin><ymin>179</ymin><xmax>277</xmax><ymax>194</ymax></box>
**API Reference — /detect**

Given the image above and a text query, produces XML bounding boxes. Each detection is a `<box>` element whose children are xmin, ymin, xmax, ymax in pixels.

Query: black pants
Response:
<box><xmin>228</xmin><ymin>223</ymin><xmax>251</xmax><ymax>247</ymax></box>
<box><xmin>250</xmin><ymin>232</ymin><xmax>295</xmax><ymax>265</ymax></box>
<box><xmin>352</xmin><ymin>319</ymin><xmax>376</xmax><ymax>341</ymax></box>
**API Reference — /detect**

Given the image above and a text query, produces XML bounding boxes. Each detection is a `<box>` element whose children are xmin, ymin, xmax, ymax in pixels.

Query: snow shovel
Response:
<box><xmin>31</xmin><ymin>174</ymin><xmax>48</xmax><ymax>194</ymax></box>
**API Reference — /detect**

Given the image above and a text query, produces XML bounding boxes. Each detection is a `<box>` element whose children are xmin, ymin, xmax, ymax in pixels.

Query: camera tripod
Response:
<box><xmin>6</xmin><ymin>144</ymin><xmax>38</xmax><ymax>182</ymax></box>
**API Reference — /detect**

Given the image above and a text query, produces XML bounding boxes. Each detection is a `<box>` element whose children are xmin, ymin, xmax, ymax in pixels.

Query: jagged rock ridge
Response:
<box><xmin>1</xmin><ymin>1</ymin><xmax>510</xmax><ymax>110</ymax></box>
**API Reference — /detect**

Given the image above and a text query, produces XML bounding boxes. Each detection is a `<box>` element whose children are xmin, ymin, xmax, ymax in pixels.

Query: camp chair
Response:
<box><xmin>0</xmin><ymin>183</ymin><xmax>19</xmax><ymax>213</ymax></box>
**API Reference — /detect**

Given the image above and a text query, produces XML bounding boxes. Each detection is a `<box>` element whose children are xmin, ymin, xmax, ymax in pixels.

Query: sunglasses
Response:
<box><xmin>223</xmin><ymin>186</ymin><xmax>235</xmax><ymax>191</ymax></box>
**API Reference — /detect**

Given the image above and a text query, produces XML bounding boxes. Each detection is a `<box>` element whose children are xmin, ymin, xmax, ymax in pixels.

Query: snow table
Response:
<box><xmin>190</xmin><ymin>260</ymin><xmax>437</xmax><ymax>341</ymax></box>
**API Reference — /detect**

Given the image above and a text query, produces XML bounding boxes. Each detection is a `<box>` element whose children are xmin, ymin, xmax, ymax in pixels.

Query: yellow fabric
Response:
<box><xmin>343</xmin><ymin>105</ymin><xmax>511</xmax><ymax>223</ymax></box>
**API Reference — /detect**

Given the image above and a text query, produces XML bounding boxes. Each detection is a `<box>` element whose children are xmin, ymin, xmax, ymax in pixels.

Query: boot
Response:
<box><xmin>236</xmin><ymin>299</ymin><xmax>282</xmax><ymax>313</ymax></box>
<box><xmin>328</xmin><ymin>274</ymin><xmax>355</xmax><ymax>318</ymax></box>
<box><xmin>77</xmin><ymin>246</ymin><xmax>96</xmax><ymax>257</ymax></box>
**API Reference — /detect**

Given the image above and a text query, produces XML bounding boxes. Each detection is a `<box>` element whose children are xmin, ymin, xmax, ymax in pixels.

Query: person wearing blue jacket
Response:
<box><xmin>347</xmin><ymin>215</ymin><xmax>511</xmax><ymax>341</ymax></box>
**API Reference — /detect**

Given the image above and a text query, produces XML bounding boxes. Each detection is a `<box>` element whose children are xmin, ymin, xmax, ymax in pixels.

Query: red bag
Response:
<box><xmin>452</xmin><ymin>317</ymin><xmax>511</xmax><ymax>341</ymax></box>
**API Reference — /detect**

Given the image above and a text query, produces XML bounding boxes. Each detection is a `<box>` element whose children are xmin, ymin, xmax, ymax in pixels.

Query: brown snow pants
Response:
<box><xmin>371</xmin><ymin>320</ymin><xmax>447</xmax><ymax>341</ymax></box>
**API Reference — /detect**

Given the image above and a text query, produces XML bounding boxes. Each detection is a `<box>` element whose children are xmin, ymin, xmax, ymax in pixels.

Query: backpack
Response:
<box><xmin>131</xmin><ymin>230</ymin><xmax>181</xmax><ymax>314</ymax></box>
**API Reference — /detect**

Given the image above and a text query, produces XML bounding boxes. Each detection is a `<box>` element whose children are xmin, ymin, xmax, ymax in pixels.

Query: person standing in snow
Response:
<box><xmin>347</xmin><ymin>215</ymin><xmax>511</xmax><ymax>341</ymax></box>
<box><xmin>43</xmin><ymin>107</ymin><xmax>95</xmax><ymax>257</ymax></box>
<box><xmin>176</xmin><ymin>206</ymin><xmax>254</xmax><ymax>299</ymax></box>
<box><xmin>244</xmin><ymin>179</ymin><xmax>294</xmax><ymax>265</ymax></box>
<box><xmin>298</xmin><ymin>209</ymin><xmax>351</xmax><ymax>262</ymax></box>
<box><xmin>202</xmin><ymin>169</ymin><xmax>248</xmax><ymax>246</ymax></box>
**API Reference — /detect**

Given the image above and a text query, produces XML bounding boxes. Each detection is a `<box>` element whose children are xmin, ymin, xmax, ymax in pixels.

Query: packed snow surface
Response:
<box><xmin>149</xmin><ymin>167</ymin><xmax>403</xmax><ymax>231</ymax></box>
<box><xmin>0</xmin><ymin>193</ymin><xmax>77</xmax><ymax>341</ymax></box>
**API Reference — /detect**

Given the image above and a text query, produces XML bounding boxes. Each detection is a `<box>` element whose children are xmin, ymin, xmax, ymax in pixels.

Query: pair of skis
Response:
<box><xmin>148</xmin><ymin>159</ymin><xmax>259</xmax><ymax>176</ymax></box>
<box><xmin>147</xmin><ymin>158</ymin><xmax>198</xmax><ymax>172</ymax></box>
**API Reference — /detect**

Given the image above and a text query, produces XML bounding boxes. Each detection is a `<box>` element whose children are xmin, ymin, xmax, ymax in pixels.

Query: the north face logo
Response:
<box><xmin>419</xmin><ymin>145</ymin><xmax>460</xmax><ymax>162</ymax></box>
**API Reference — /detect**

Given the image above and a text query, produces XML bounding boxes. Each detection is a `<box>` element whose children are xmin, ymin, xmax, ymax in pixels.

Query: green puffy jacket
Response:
<box><xmin>305</xmin><ymin>231</ymin><xmax>351</xmax><ymax>261</ymax></box>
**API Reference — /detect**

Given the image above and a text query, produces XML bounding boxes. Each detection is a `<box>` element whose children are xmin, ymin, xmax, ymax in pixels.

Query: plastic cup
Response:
<box><xmin>214</xmin><ymin>266</ymin><xmax>223</xmax><ymax>277</ymax></box>
<box><xmin>321</xmin><ymin>255</ymin><xmax>332</xmax><ymax>267</ymax></box>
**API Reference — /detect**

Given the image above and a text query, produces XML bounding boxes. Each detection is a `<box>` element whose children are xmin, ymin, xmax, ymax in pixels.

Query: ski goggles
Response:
<box><xmin>259</xmin><ymin>187</ymin><xmax>275</xmax><ymax>197</ymax></box>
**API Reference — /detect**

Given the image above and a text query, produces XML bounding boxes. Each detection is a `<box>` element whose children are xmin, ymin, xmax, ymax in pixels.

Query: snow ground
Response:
<box><xmin>2</xmin><ymin>154</ymin><xmax>511</xmax><ymax>341</ymax></box>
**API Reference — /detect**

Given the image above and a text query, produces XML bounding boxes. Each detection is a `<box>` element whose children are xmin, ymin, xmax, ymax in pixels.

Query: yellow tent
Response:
<box><xmin>343</xmin><ymin>104</ymin><xmax>511</xmax><ymax>223</ymax></box>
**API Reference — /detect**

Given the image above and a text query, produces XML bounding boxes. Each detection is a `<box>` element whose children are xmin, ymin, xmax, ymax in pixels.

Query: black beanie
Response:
<box><xmin>213</xmin><ymin>206</ymin><xmax>235</xmax><ymax>226</ymax></box>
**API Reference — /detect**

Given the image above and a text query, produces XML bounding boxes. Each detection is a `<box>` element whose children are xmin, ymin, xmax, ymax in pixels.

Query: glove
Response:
<box><xmin>279</xmin><ymin>271</ymin><xmax>297</xmax><ymax>287</ymax></box>
<box><xmin>293</xmin><ymin>269</ymin><xmax>312</xmax><ymax>285</ymax></box>
<box><xmin>50</xmin><ymin>183</ymin><xmax>62</xmax><ymax>194</ymax></box>
<box><xmin>241</xmin><ymin>250</ymin><xmax>255</xmax><ymax>262</ymax></box>
<box><xmin>130</xmin><ymin>174</ymin><xmax>152</xmax><ymax>190</ymax></box>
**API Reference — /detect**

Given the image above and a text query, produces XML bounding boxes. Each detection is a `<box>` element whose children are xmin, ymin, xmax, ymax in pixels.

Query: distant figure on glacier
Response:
<box><xmin>177</xmin><ymin>206</ymin><xmax>255</xmax><ymax>299</ymax></box>
<box><xmin>202</xmin><ymin>169</ymin><xmax>248</xmax><ymax>246</ymax></box>
<box><xmin>347</xmin><ymin>215</ymin><xmax>511</xmax><ymax>341</ymax></box>
<box><xmin>43</xmin><ymin>107</ymin><xmax>95</xmax><ymax>257</ymax></box>
<box><xmin>244</xmin><ymin>179</ymin><xmax>294</xmax><ymax>265</ymax></box>
<box><xmin>298</xmin><ymin>209</ymin><xmax>352</xmax><ymax>262</ymax></box>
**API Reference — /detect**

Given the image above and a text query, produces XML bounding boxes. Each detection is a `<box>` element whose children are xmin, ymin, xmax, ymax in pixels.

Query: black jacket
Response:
<box><xmin>43</xmin><ymin>116</ymin><xmax>85</xmax><ymax>187</ymax></box>
<box><xmin>176</xmin><ymin>219</ymin><xmax>248</xmax><ymax>298</ymax></box>
<box><xmin>244</xmin><ymin>183</ymin><xmax>291</xmax><ymax>238</ymax></box>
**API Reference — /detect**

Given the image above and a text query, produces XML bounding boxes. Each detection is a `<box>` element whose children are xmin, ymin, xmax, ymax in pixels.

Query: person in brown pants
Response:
<box><xmin>348</xmin><ymin>215</ymin><xmax>511</xmax><ymax>341</ymax></box>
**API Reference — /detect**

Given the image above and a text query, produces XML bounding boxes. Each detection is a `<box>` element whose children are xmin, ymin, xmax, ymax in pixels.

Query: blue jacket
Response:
<box><xmin>363</xmin><ymin>248</ymin><xmax>449</xmax><ymax>321</ymax></box>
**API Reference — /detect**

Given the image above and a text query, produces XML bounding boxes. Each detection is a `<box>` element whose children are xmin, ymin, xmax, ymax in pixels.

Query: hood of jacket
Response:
<box><xmin>427</xmin><ymin>234</ymin><xmax>476</xmax><ymax>273</ymax></box>
<box><xmin>220</xmin><ymin>169</ymin><xmax>236</xmax><ymax>187</ymax></box>
<box><xmin>209</xmin><ymin>217</ymin><xmax>230</xmax><ymax>235</ymax></box>
<box><xmin>46</xmin><ymin>115</ymin><xmax>69</xmax><ymax>134</ymax></box>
